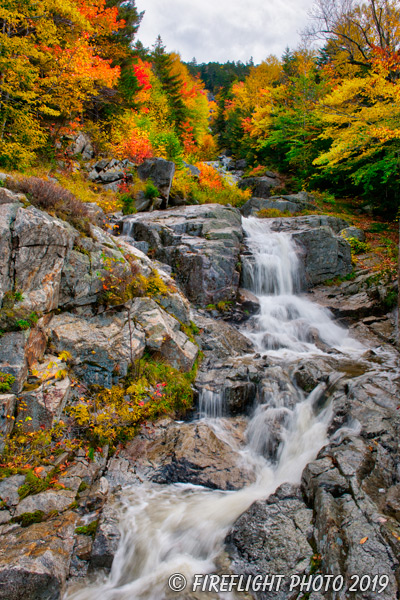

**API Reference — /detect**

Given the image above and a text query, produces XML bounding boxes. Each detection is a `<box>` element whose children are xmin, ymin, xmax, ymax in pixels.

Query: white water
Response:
<box><xmin>66</xmin><ymin>217</ymin><xmax>360</xmax><ymax>600</ymax></box>
<box><xmin>241</xmin><ymin>217</ymin><xmax>363</xmax><ymax>356</ymax></box>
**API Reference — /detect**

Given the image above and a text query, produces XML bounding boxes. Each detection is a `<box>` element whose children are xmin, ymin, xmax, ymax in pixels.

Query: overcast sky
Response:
<box><xmin>135</xmin><ymin>0</ymin><xmax>316</xmax><ymax>64</ymax></box>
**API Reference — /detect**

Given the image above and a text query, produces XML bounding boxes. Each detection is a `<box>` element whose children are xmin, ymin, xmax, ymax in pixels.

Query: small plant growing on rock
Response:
<box><xmin>256</xmin><ymin>208</ymin><xmax>291</xmax><ymax>218</ymax></box>
<box><xmin>0</xmin><ymin>371</ymin><xmax>15</xmax><ymax>393</ymax></box>
<box><xmin>75</xmin><ymin>519</ymin><xmax>99</xmax><ymax>538</ymax></box>
<box><xmin>144</xmin><ymin>180</ymin><xmax>159</xmax><ymax>200</ymax></box>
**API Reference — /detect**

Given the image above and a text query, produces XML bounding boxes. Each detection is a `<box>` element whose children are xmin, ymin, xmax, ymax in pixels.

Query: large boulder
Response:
<box><xmin>47</xmin><ymin>309</ymin><xmax>145</xmax><ymax>387</ymax></box>
<box><xmin>241</xmin><ymin>192</ymin><xmax>316</xmax><ymax>216</ymax></box>
<box><xmin>0</xmin><ymin>511</ymin><xmax>78</xmax><ymax>600</ymax></box>
<box><xmin>123</xmin><ymin>418</ymin><xmax>256</xmax><ymax>490</ymax></box>
<box><xmin>0</xmin><ymin>202</ymin><xmax>19</xmax><ymax>306</ymax></box>
<box><xmin>226</xmin><ymin>484</ymin><xmax>315</xmax><ymax>600</ymax></box>
<box><xmin>238</xmin><ymin>173</ymin><xmax>281</xmax><ymax>198</ymax></box>
<box><xmin>264</xmin><ymin>215</ymin><xmax>353</xmax><ymax>286</ymax></box>
<box><xmin>137</xmin><ymin>157</ymin><xmax>175</xmax><ymax>204</ymax></box>
<box><xmin>121</xmin><ymin>204</ymin><xmax>243</xmax><ymax>306</ymax></box>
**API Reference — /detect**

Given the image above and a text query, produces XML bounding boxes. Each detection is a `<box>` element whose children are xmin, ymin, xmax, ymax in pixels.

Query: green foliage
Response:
<box><xmin>144</xmin><ymin>180</ymin><xmax>159</xmax><ymax>200</ymax></box>
<box><xmin>75</xmin><ymin>520</ymin><xmax>99</xmax><ymax>537</ymax></box>
<box><xmin>0</xmin><ymin>372</ymin><xmax>15</xmax><ymax>393</ymax></box>
<box><xmin>324</xmin><ymin>271</ymin><xmax>357</xmax><ymax>286</ymax></box>
<box><xmin>12</xmin><ymin>511</ymin><xmax>45</xmax><ymax>528</ymax></box>
<box><xmin>346</xmin><ymin>237</ymin><xmax>371</xmax><ymax>255</ymax></box>
<box><xmin>68</xmin><ymin>356</ymin><xmax>196</xmax><ymax>449</ymax></box>
<box><xmin>18</xmin><ymin>469</ymin><xmax>52</xmax><ymax>500</ymax></box>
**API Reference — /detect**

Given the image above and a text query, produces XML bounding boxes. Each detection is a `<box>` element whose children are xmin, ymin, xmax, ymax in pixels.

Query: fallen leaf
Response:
<box><xmin>360</xmin><ymin>537</ymin><xmax>368</xmax><ymax>544</ymax></box>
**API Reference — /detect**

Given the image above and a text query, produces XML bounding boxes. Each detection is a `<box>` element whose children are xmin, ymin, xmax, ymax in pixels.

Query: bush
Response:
<box><xmin>346</xmin><ymin>237</ymin><xmax>371</xmax><ymax>255</ymax></box>
<box><xmin>10</xmin><ymin>177</ymin><xmax>93</xmax><ymax>236</ymax></box>
<box><xmin>0</xmin><ymin>371</ymin><xmax>15</xmax><ymax>393</ymax></box>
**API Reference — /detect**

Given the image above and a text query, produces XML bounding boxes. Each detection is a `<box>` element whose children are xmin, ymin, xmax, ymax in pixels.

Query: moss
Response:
<box><xmin>18</xmin><ymin>469</ymin><xmax>51</xmax><ymax>499</ymax></box>
<box><xmin>75</xmin><ymin>519</ymin><xmax>99</xmax><ymax>538</ymax></box>
<box><xmin>77</xmin><ymin>481</ymin><xmax>88</xmax><ymax>493</ymax></box>
<box><xmin>12</xmin><ymin>510</ymin><xmax>45</xmax><ymax>527</ymax></box>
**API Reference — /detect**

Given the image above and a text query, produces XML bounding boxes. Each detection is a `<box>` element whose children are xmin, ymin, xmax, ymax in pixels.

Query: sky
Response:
<box><xmin>135</xmin><ymin>0</ymin><xmax>316</xmax><ymax>65</ymax></box>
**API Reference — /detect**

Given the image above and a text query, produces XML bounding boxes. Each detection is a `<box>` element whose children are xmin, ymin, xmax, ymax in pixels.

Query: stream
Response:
<box><xmin>67</xmin><ymin>217</ymin><xmax>375</xmax><ymax>600</ymax></box>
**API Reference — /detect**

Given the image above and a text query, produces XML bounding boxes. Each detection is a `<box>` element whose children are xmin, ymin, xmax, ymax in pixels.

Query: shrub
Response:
<box><xmin>10</xmin><ymin>177</ymin><xmax>92</xmax><ymax>236</ymax></box>
<box><xmin>346</xmin><ymin>237</ymin><xmax>371</xmax><ymax>255</ymax></box>
<box><xmin>0</xmin><ymin>371</ymin><xmax>15</xmax><ymax>393</ymax></box>
<box><xmin>257</xmin><ymin>208</ymin><xmax>291</xmax><ymax>218</ymax></box>
<box><xmin>144</xmin><ymin>180</ymin><xmax>159</xmax><ymax>200</ymax></box>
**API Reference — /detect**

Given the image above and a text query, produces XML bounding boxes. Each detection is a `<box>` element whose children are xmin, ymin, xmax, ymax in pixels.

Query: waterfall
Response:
<box><xmin>66</xmin><ymin>217</ymin><xmax>361</xmax><ymax>600</ymax></box>
<box><xmin>242</xmin><ymin>216</ymin><xmax>362</xmax><ymax>355</ymax></box>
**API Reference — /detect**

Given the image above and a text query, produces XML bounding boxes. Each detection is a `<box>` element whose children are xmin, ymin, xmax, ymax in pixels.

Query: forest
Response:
<box><xmin>1</xmin><ymin>0</ymin><xmax>400</xmax><ymax>218</ymax></box>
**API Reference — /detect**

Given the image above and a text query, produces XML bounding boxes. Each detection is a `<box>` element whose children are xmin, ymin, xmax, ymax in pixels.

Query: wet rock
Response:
<box><xmin>131</xmin><ymin>298</ymin><xmax>198</xmax><ymax>371</ymax></box>
<box><xmin>226</xmin><ymin>484</ymin><xmax>314</xmax><ymax>600</ymax></box>
<box><xmin>14</xmin><ymin>489</ymin><xmax>76</xmax><ymax>517</ymax></box>
<box><xmin>236</xmin><ymin>288</ymin><xmax>260</xmax><ymax>316</ymax></box>
<box><xmin>0</xmin><ymin>511</ymin><xmax>78</xmax><ymax>600</ymax></box>
<box><xmin>0</xmin><ymin>475</ymin><xmax>25</xmax><ymax>508</ymax></box>
<box><xmin>90</xmin><ymin>498</ymin><xmax>121</xmax><ymax>571</ymax></box>
<box><xmin>121</xmin><ymin>204</ymin><xmax>243</xmax><ymax>306</ymax></box>
<box><xmin>0</xmin><ymin>394</ymin><xmax>16</xmax><ymax>450</ymax></box>
<box><xmin>125</xmin><ymin>418</ymin><xmax>255</xmax><ymax>490</ymax></box>
<box><xmin>47</xmin><ymin>309</ymin><xmax>145</xmax><ymax>387</ymax></box>
<box><xmin>196</xmin><ymin>367</ymin><xmax>256</xmax><ymax>416</ymax></box>
<box><xmin>137</xmin><ymin>157</ymin><xmax>175</xmax><ymax>204</ymax></box>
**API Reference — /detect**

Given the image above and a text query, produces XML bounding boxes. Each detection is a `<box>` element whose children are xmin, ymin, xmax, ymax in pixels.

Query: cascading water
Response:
<box><xmin>66</xmin><ymin>217</ymin><xmax>361</xmax><ymax>600</ymax></box>
<box><xmin>241</xmin><ymin>217</ymin><xmax>363</xmax><ymax>355</ymax></box>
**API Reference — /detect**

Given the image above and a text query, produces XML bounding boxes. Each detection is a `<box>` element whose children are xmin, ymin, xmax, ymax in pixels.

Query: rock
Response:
<box><xmin>0</xmin><ymin>511</ymin><xmax>77</xmax><ymax>600</ymax></box>
<box><xmin>269</xmin><ymin>214</ymin><xmax>349</xmax><ymax>234</ymax></box>
<box><xmin>183</xmin><ymin>162</ymin><xmax>200</xmax><ymax>178</ymax></box>
<box><xmin>156</xmin><ymin>291</ymin><xmax>191</xmax><ymax>325</ymax></box>
<box><xmin>47</xmin><ymin>310</ymin><xmax>145</xmax><ymax>387</ymax></box>
<box><xmin>196</xmin><ymin>366</ymin><xmax>256</xmax><ymax>416</ymax></box>
<box><xmin>17</xmin><ymin>376</ymin><xmax>71</xmax><ymax>431</ymax></box>
<box><xmin>59</xmin><ymin>246</ymin><xmax>103</xmax><ymax>309</ymax></box>
<box><xmin>291</xmin><ymin>227</ymin><xmax>352</xmax><ymax>286</ymax></box>
<box><xmin>236</xmin><ymin>288</ymin><xmax>260</xmax><ymax>316</ymax></box>
<box><xmin>124</xmin><ymin>418</ymin><xmax>255</xmax><ymax>490</ymax></box>
<box><xmin>226</xmin><ymin>484</ymin><xmax>314</xmax><ymax>600</ymax></box>
<box><xmin>0</xmin><ymin>203</ymin><xmax>19</xmax><ymax>306</ymax></box>
<box><xmin>340</xmin><ymin>226</ymin><xmax>366</xmax><ymax>242</ymax></box>
<box><xmin>137</xmin><ymin>157</ymin><xmax>176</xmax><ymax>204</ymax></box>
<box><xmin>94</xmin><ymin>159</ymin><xmax>110</xmax><ymax>172</ymax></box>
<box><xmin>192</xmin><ymin>311</ymin><xmax>254</xmax><ymax>360</ymax></box>
<box><xmin>14</xmin><ymin>489</ymin><xmax>76</xmax><ymax>517</ymax></box>
<box><xmin>0</xmin><ymin>188</ymin><xmax>21</xmax><ymax>206</ymax></box>
<box><xmin>0</xmin><ymin>394</ymin><xmax>16</xmax><ymax>451</ymax></box>
<box><xmin>90</xmin><ymin>497</ymin><xmax>121</xmax><ymax>571</ymax></box>
<box><xmin>0</xmin><ymin>331</ymin><xmax>30</xmax><ymax>393</ymax></box>
<box><xmin>10</xmin><ymin>205</ymin><xmax>76</xmax><ymax>313</ymax></box>
<box><xmin>99</xmin><ymin>169</ymin><xmax>124</xmax><ymax>184</ymax></box>
<box><xmin>235</xmin><ymin>159</ymin><xmax>247</xmax><ymax>170</ymax></box>
<box><xmin>131</xmin><ymin>298</ymin><xmax>198</xmax><ymax>371</ymax></box>
<box><xmin>104</xmin><ymin>457</ymin><xmax>140</xmax><ymax>490</ymax></box>
<box><xmin>0</xmin><ymin>476</ymin><xmax>25</xmax><ymax>507</ymax></box>
<box><xmin>70</xmin><ymin>134</ymin><xmax>94</xmax><ymax>159</ymax></box>
<box><xmin>238</xmin><ymin>174</ymin><xmax>280</xmax><ymax>198</ymax></box>
<box><xmin>241</xmin><ymin>192</ymin><xmax>316</xmax><ymax>216</ymax></box>
<box><xmin>121</xmin><ymin>204</ymin><xmax>243</xmax><ymax>306</ymax></box>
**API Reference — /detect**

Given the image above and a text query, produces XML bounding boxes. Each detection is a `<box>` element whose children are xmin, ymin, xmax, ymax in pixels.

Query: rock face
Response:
<box><xmin>241</xmin><ymin>192</ymin><xmax>316</xmax><ymax>216</ymax></box>
<box><xmin>121</xmin><ymin>204</ymin><xmax>243</xmax><ymax>306</ymax></box>
<box><xmin>47</xmin><ymin>310</ymin><xmax>145</xmax><ymax>387</ymax></box>
<box><xmin>264</xmin><ymin>215</ymin><xmax>353</xmax><ymax>286</ymax></box>
<box><xmin>137</xmin><ymin>157</ymin><xmax>175</xmax><ymax>204</ymax></box>
<box><xmin>9</xmin><ymin>205</ymin><xmax>75</xmax><ymax>313</ymax></box>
